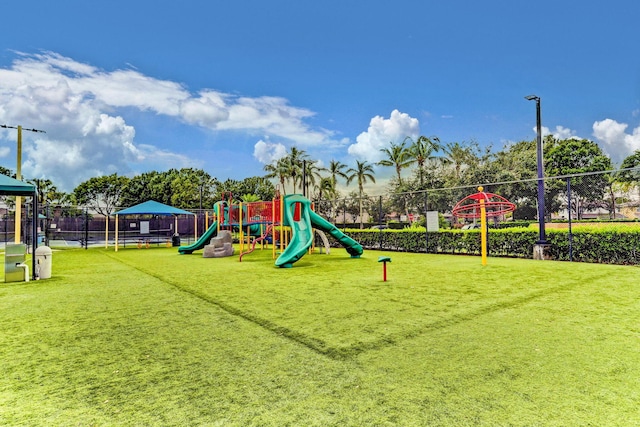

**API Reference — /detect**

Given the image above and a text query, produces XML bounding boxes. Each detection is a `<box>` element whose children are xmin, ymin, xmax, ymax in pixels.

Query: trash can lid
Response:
<box><xmin>35</xmin><ymin>246</ymin><xmax>52</xmax><ymax>255</ymax></box>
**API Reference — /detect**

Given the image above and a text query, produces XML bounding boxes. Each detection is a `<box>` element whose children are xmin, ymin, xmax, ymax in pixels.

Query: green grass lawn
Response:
<box><xmin>1</xmin><ymin>246</ymin><xmax>639</xmax><ymax>426</ymax></box>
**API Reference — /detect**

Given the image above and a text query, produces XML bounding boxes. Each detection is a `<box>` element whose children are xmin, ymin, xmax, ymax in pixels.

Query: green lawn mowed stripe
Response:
<box><xmin>112</xmin><ymin>247</ymin><xmax>630</xmax><ymax>358</ymax></box>
<box><xmin>356</xmin><ymin>274</ymin><xmax>640</xmax><ymax>425</ymax></box>
<box><xmin>0</xmin><ymin>249</ymin><xmax>359</xmax><ymax>425</ymax></box>
<box><xmin>1</xmin><ymin>248</ymin><xmax>639</xmax><ymax>426</ymax></box>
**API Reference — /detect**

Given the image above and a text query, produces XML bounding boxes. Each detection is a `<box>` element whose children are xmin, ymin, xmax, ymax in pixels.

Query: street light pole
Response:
<box><xmin>1</xmin><ymin>124</ymin><xmax>46</xmax><ymax>243</ymax></box>
<box><xmin>524</xmin><ymin>95</ymin><xmax>548</xmax><ymax>246</ymax></box>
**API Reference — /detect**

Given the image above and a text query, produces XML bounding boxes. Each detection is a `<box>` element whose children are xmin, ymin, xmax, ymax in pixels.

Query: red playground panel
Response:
<box><xmin>245</xmin><ymin>200</ymin><xmax>281</xmax><ymax>224</ymax></box>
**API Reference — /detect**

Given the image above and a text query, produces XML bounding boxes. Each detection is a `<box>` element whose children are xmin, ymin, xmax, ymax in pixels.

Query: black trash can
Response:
<box><xmin>172</xmin><ymin>233</ymin><xmax>181</xmax><ymax>247</ymax></box>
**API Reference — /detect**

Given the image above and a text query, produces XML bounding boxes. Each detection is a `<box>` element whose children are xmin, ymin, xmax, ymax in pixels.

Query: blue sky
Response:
<box><xmin>0</xmin><ymin>0</ymin><xmax>639</xmax><ymax>192</ymax></box>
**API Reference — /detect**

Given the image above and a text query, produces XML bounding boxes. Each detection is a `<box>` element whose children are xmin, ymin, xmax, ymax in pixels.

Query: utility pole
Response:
<box><xmin>1</xmin><ymin>124</ymin><xmax>46</xmax><ymax>243</ymax></box>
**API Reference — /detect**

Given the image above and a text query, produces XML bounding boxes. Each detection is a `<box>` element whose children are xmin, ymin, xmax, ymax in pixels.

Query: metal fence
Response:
<box><xmin>311</xmin><ymin>169</ymin><xmax>640</xmax><ymax>264</ymax></box>
<box><xmin>314</xmin><ymin>169</ymin><xmax>640</xmax><ymax>229</ymax></box>
<box><xmin>0</xmin><ymin>208</ymin><xmax>215</xmax><ymax>249</ymax></box>
<box><xmin>2</xmin><ymin>169</ymin><xmax>639</xmax><ymax>259</ymax></box>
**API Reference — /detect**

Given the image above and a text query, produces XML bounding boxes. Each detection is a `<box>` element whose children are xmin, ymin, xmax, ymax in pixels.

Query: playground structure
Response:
<box><xmin>178</xmin><ymin>193</ymin><xmax>363</xmax><ymax>268</ymax></box>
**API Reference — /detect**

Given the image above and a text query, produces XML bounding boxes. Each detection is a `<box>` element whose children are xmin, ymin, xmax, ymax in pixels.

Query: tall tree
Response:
<box><xmin>118</xmin><ymin>169</ymin><xmax>218</xmax><ymax>209</ymax></box>
<box><xmin>545</xmin><ymin>137</ymin><xmax>613</xmax><ymax>219</ymax></box>
<box><xmin>441</xmin><ymin>141</ymin><xmax>479</xmax><ymax>182</ymax></box>
<box><xmin>263</xmin><ymin>157</ymin><xmax>290</xmax><ymax>195</ymax></box>
<box><xmin>378</xmin><ymin>140</ymin><xmax>413</xmax><ymax>186</ymax></box>
<box><xmin>284</xmin><ymin>146</ymin><xmax>310</xmax><ymax>193</ymax></box>
<box><xmin>315</xmin><ymin>177</ymin><xmax>336</xmax><ymax>201</ymax></box>
<box><xmin>489</xmin><ymin>140</ymin><xmax>539</xmax><ymax>219</ymax></box>
<box><xmin>120</xmin><ymin>171</ymin><xmax>164</xmax><ymax>206</ymax></box>
<box><xmin>380</xmin><ymin>139</ymin><xmax>420</xmax><ymax>222</ymax></box>
<box><xmin>73</xmin><ymin>173</ymin><xmax>130</xmax><ymax>215</ymax></box>
<box><xmin>409</xmin><ymin>135</ymin><xmax>442</xmax><ymax>189</ymax></box>
<box><xmin>322</xmin><ymin>160</ymin><xmax>349</xmax><ymax>222</ymax></box>
<box><xmin>545</xmin><ymin>137</ymin><xmax>612</xmax><ymax>175</ymax></box>
<box><xmin>217</xmin><ymin>176</ymin><xmax>275</xmax><ymax>201</ymax></box>
<box><xmin>313</xmin><ymin>177</ymin><xmax>337</xmax><ymax>219</ymax></box>
<box><xmin>28</xmin><ymin>178</ymin><xmax>67</xmax><ymax>206</ymax></box>
<box><xmin>170</xmin><ymin>168</ymin><xmax>218</xmax><ymax>209</ymax></box>
<box><xmin>328</xmin><ymin>159</ymin><xmax>349</xmax><ymax>192</ymax></box>
<box><xmin>346</xmin><ymin>160</ymin><xmax>376</xmax><ymax>228</ymax></box>
<box><xmin>301</xmin><ymin>160</ymin><xmax>325</xmax><ymax>196</ymax></box>
<box><xmin>617</xmin><ymin>150</ymin><xmax>640</xmax><ymax>215</ymax></box>
<box><xmin>618</xmin><ymin>150</ymin><xmax>640</xmax><ymax>186</ymax></box>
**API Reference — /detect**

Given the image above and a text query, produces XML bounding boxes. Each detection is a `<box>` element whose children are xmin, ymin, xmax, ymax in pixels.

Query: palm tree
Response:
<box><xmin>409</xmin><ymin>135</ymin><xmax>442</xmax><ymax>189</ymax></box>
<box><xmin>28</xmin><ymin>178</ymin><xmax>63</xmax><ymax>205</ymax></box>
<box><xmin>328</xmin><ymin>159</ymin><xmax>349</xmax><ymax>190</ymax></box>
<box><xmin>283</xmin><ymin>146</ymin><xmax>310</xmax><ymax>193</ymax></box>
<box><xmin>378</xmin><ymin>140</ymin><xmax>413</xmax><ymax>186</ymax></box>
<box><xmin>379</xmin><ymin>139</ymin><xmax>418</xmax><ymax>223</ymax></box>
<box><xmin>442</xmin><ymin>141</ymin><xmax>478</xmax><ymax>181</ymax></box>
<box><xmin>346</xmin><ymin>160</ymin><xmax>376</xmax><ymax>228</ymax></box>
<box><xmin>323</xmin><ymin>160</ymin><xmax>349</xmax><ymax>222</ymax></box>
<box><xmin>263</xmin><ymin>157</ymin><xmax>289</xmax><ymax>194</ymax></box>
<box><xmin>315</xmin><ymin>177</ymin><xmax>335</xmax><ymax>200</ymax></box>
<box><xmin>311</xmin><ymin>176</ymin><xmax>337</xmax><ymax>219</ymax></box>
<box><xmin>302</xmin><ymin>160</ymin><xmax>325</xmax><ymax>196</ymax></box>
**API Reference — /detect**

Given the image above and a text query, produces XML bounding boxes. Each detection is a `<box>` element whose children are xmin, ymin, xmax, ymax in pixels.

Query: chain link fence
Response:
<box><xmin>313</xmin><ymin>169</ymin><xmax>640</xmax><ymax>263</ymax></box>
<box><xmin>2</xmin><ymin>169</ymin><xmax>639</xmax><ymax>262</ymax></box>
<box><xmin>315</xmin><ymin>169</ymin><xmax>639</xmax><ymax>228</ymax></box>
<box><xmin>0</xmin><ymin>207</ymin><xmax>215</xmax><ymax>249</ymax></box>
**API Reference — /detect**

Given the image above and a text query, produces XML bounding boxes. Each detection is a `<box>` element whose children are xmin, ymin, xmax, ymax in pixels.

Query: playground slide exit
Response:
<box><xmin>308</xmin><ymin>210</ymin><xmax>363</xmax><ymax>257</ymax></box>
<box><xmin>178</xmin><ymin>221</ymin><xmax>218</xmax><ymax>254</ymax></box>
<box><xmin>275</xmin><ymin>194</ymin><xmax>363</xmax><ymax>268</ymax></box>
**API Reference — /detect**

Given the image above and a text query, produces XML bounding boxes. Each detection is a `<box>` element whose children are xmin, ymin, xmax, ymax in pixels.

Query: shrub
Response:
<box><xmin>345</xmin><ymin>227</ymin><xmax>640</xmax><ymax>265</ymax></box>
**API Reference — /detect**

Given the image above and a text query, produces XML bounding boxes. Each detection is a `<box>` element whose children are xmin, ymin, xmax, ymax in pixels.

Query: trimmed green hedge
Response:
<box><xmin>342</xmin><ymin>228</ymin><xmax>640</xmax><ymax>265</ymax></box>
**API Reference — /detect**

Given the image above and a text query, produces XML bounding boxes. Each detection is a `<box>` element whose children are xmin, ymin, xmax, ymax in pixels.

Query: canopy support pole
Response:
<box><xmin>115</xmin><ymin>214</ymin><xmax>119</xmax><ymax>252</ymax></box>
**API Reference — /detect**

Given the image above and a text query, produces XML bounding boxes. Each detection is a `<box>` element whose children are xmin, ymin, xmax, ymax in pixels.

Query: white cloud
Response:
<box><xmin>219</xmin><ymin>96</ymin><xmax>336</xmax><ymax>146</ymax></box>
<box><xmin>540</xmin><ymin>125</ymin><xmax>579</xmax><ymax>140</ymax></box>
<box><xmin>253</xmin><ymin>139</ymin><xmax>287</xmax><ymax>164</ymax></box>
<box><xmin>128</xmin><ymin>144</ymin><xmax>194</xmax><ymax>171</ymax></box>
<box><xmin>0</xmin><ymin>51</ymin><xmax>341</xmax><ymax>191</ymax></box>
<box><xmin>347</xmin><ymin>109</ymin><xmax>420</xmax><ymax>163</ymax></box>
<box><xmin>592</xmin><ymin>118</ymin><xmax>640</xmax><ymax>164</ymax></box>
<box><xmin>180</xmin><ymin>90</ymin><xmax>229</xmax><ymax>127</ymax></box>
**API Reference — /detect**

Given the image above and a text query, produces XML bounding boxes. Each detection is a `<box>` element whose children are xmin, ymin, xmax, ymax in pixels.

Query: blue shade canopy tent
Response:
<box><xmin>0</xmin><ymin>174</ymin><xmax>36</xmax><ymax>195</ymax></box>
<box><xmin>112</xmin><ymin>200</ymin><xmax>195</xmax><ymax>251</ymax></box>
<box><xmin>0</xmin><ymin>174</ymin><xmax>38</xmax><ymax>279</ymax></box>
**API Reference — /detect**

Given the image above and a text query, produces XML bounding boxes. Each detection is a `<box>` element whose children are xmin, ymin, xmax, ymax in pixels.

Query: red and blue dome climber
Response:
<box><xmin>452</xmin><ymin>188</ymin><xmax>516</xmax><ymax>219</ymax></box>
<box><xmin>452</xmin><ymin>187</ymin><xmax>516</xmax><ymax>265</ymax></box>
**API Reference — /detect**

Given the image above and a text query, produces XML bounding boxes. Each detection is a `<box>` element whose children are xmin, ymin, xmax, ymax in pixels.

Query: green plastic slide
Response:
<box><xmin>308</xmin><ymin>210</ymin><xmax>363</xmax><ymax>257</ymax></box>
<box><xmin>178</xmin><ymin>221</ymin><xmax>218</xmax><ymax>254</ymax></box>
<box><xmin>275</xmin><ymin>196</ymin><xmax>313</xmax><ymax>268</ymax></box>
<box><xmin>275</xmin><ymin>194</ymin><xmax>363</xmax><ymax>268</ymax></box>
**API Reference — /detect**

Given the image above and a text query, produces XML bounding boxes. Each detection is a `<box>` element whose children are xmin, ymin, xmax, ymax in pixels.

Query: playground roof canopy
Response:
<box><xmin>114</xmin><ymin>200</ymin><xmax>194</xmax><ymax>216</ymax></box>
<box><xmin>0</xmin><ymin>174</ymin><xmax>36</xmax><ymax>196</ymax></box>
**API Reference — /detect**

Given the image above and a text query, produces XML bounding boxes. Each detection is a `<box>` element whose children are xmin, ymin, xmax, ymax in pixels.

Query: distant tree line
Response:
<box><xmin>1</xmin><ymin>136</ymin><xmax>640</xmax><ymax>221</ymax></box>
